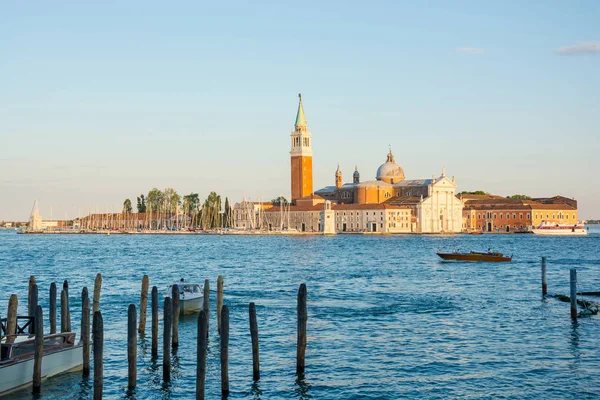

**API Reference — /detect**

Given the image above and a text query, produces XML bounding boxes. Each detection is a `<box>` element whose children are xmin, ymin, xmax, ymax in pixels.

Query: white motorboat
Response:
<box><xmin>531</xmin><ymin>220</ymin><xmax>588</xmax><ymax>236</ymax></box>
<box><xmin>0</xmin><ymin>332</ymin><xmax>83</xmax><ymax>396</ymax></box>
<box><xmin>166</xmin><ymin>283</ymin><xmax>203</xmax><ymax>314</ymax></box>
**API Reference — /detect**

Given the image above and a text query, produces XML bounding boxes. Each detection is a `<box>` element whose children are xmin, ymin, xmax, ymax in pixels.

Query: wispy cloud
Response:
<box><xmin>456</xmin><ymin>47</ymin><xmax>486</xmax><ymax>55</ymax></box>
<box><xmin>554</xmin><ymin>41</ymin><xmax>600</xmax><ymax>55</ymax></box>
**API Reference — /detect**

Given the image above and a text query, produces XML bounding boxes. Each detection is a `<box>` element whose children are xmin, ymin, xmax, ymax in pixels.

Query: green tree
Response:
<box><xmin>508</xmin><ymin>194</ymin><xmax>531</xmax><ymax>200</ymax></box>
<box><xmin>137</xmin><ymin>195</ymin><xmax>146</xmax><ymax>213</ymax></box>
<box><xmin>162</xmin><ymin>188</ymin><xmax>180</xmax><ymax>214</ymax></box>
<box><xmin>271</xmin><ymin>196</ymin><xmax>289</xmax><ymax>206</ymax></box>
<box><xmin>183</xmin><ymin>193</ymin><xmax>200</xmax><ymax>227</ymax></box>
<box><xmin>202</xmin><ymin>192</ymin><xmax>222</xmax><ymax>229</ymax></box>
<box><xmin>123</xmin><ymin>199</ymin><xmax>133</xmax><ymax>213</ymax></box>
<box><xmin>223</xmin><ymin>197</ymin><xmax>231</xmax><ymax>228</ymax></box>
<box><xmin>147</xmin><ymin>188</ymin><xmax>164</xmax><ymax>213</ymax></box>
<box><xmin>458</xmin><ymin>190</ymin><xmax>488</xmax><ymax>195</ymax></box>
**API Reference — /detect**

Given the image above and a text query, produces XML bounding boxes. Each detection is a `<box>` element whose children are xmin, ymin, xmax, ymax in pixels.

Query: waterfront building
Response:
<box><xmin>262</xmin><ymin>195</ymin><xmax>412</xmax><ymax>233</ymax></box>
<box><xmin>290</xmin><ymin>94</ymin><xmax>313</xmax><ymax>202</ymax></box>
<box><xmin>461</xmin><ymin>195</ymin><xmax>579</xmax><ymax>232</ymax></box>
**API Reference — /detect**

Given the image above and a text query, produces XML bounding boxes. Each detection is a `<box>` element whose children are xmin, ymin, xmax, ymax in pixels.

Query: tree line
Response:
<box><xmin>121</xmin><ymin>188</ymin><xmax>232</xmax><ymax>229</ymax></box>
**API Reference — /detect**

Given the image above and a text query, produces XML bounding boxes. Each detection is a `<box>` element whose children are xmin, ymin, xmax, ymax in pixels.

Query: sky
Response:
<box><xmin>1</xmin><ymin>1</ymin><xmax>599</xmax><ymax>221</ymax></box>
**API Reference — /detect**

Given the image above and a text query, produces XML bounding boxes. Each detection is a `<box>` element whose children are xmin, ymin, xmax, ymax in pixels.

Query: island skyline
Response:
<box><xmin>1</xmin><ymin>1</ymin><xmax>598</xmax><ymax>221</ymax></box>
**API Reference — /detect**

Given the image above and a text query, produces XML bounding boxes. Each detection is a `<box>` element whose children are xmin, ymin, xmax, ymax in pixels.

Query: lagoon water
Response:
<box><xmin>1</xmin><ymin>228</ymin><xmax>599</xmax><ymax>399</ymax></box>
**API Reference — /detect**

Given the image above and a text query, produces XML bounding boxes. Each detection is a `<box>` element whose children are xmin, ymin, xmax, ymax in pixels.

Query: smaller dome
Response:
<box><xmin>376</xmin><ymin>150</ymin><xmax>404</xmax><ymax>183</ymax></box>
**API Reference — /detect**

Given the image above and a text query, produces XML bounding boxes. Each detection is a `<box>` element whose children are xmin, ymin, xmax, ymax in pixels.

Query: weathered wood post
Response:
<box><xmin>217</xmin><ymin>275</ymin><xmax>224</xmax><ymax>334</ymax></box>
<box><xmin>541</xmin><ymin>257</ymin><xmax>547</xmax><ymax>296</ymax></box>
<box><xmin>196</xmin><ymin>310</ymin><xmax>208</xmax><ymax>400</ymax></box>
<box><xmin>163</xmin><ymin>297</ymin><xmax>172</xmax><ymax>382</ymax></box>
<box><xmin>297</xmin><ymin>283</ymin><xmax>307</xmax><ymax>375</ymax></box>
<box><xmin>249</xmin><ymin>302</ymin><xmax>260</xmax><ymax>381</ymax></box>
<box><xmin>29</xmin><ymin>284</ymin><xmax>38</xmax><ymax>334</ymax></box>
<box><xmin>93</xmin><ymin>311</ymin><xmax>104</xmax><ymax>400</ymax></box>
<box><xmin>82</xmin><ymin>286</ymin><xmax>89</xmax><ymax>302</ymax></box>
<box><xmin>151</xmin><ymin>286</ymin><xmax>159</xmax><ymax>358</ymax></box>
<box><xmin>570</xmin><ymin>269</ymin><xmax>577</xmax><ymax>320</ymax></box>
<box><xmin>61</xmin><ymin>290</ymin><xmax>69</xmax><ymax>332</ymax></box>
<box><xmin>220</xmin><ymin>305</ymin><xmax>230</xmax><ymax>396</ymax></box>
<box><xmin>93</xmin><ymin>273</ymin><xmax>102</xmax><ymax>313</ymax></box>
<box><xmin>33</xmin><ymin>305</ymin><xmax>44</xmax><ymax>394</ymax></box>
<box><xmin>138</xmin><ymin>275</ymin><xmax>149</xmax><ymax>335</ymax></box>
<box><xmin>63</xmin><ymin>280</ymin><xmax>71</xmax><ymax>332</ymax></box>
<box><xmin>50</xmin><ymin>283</ymin><xmax>57</xmax><ymax>334</ymax></box>
<box><xmin>6</xmin><ymin>294</ymin><xmax>18</xmax><ymax>336</ymax></box>
<box><xmin>82</xmin><ymin>296</ymin><xmax>90</xmax><ymax>376</ymax></box>
<box><xmin>203</xmin><ymin>279</ymin><xmax>210</xmax><ymax>337</ymax></box>
<box><xmin>128</xmin><ymin>304</ymin><xmax>137</xmax><ymax>390</ymax></box>
<box><xmin>28</xmin><ymin>275</ymin><xmax>36</xmax><ymax>313</ymax></box>
<box><xmin>171</xmin><ymin>285</ymin><xmax>180</xmax><ymax>349</ymax></box>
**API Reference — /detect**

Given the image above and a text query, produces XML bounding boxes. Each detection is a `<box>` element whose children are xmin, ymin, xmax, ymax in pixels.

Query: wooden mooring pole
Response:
<box><xmin>171</xmin><ymin>285</ymin><xmax>179</xmax><ymax>349</ymax></box>
<box><xmin>128</xmin><ymin>304</ymin><xmax>137</xmax><ymax>390</ymax></box>
<box><xmin>7</xmin><ymin>294</ymin><xmax>18</xmax><ymax>336</ymax></box>
<box><xmin>61</xmin><ymin>290</ymin><xmax>69</xmax><ymax>333</ymax></box>
<box><xmin>63</xmin><ymin>280</ymin><xmax>71</xmax><ymax>332</ymax></box>
<box><xmin>541</xmin><ymin>257</ymin><xmax>547</xmax><ymax>296</ymax></box>
<box><xmin>297</xmin><ymin>283</ymin><xmax>307</xmax><ymax>375</ymax></box>
<box><xmin>220</xmin><ymin>305</ymin><xmax>230</xmax><ymax>396</ymax></box>
<box><xmin>28</xmin><ymin>275</ymin><xmax>36</xmax><ymax>314</ymax></box>
<box><xmin>249</xmin><ymin>302</ymin><xmax>260</xmax><ymax>381</ymax></box>
<box><xmin>570</xmin><ymin>269</ymin><xmax>577</xmax><ymax>320</ymax></box>
<box><xmin>151</xmin><ymin>286</ymin><xmax>159</xmax><ymax>358</ymax></box>
<box><xmin>196</xmin><ymin>310</ymin><xmax>208</xmax><ymax>400</ymax></box>
<box><xmin>163</xmin><ymin>297</ymin><xmax>172</xmax><ymax>383</ymax></box>
<box><xmin>217</xmin><ymin>275</ymin><xmax>223</xmax><ymax>334</ymax></box>
<box><xmin>49</xmin><ymin>283</ymin><xmax>57</xmax><ymax>334</ymax></box>
<box><xmin>138</xmin><ymin>275</ymin><xmax>149</xmax><ymax>335</ymax></box>
<box><xmin>33</xmin><ymin>305</ymin><xmax>44</xmax><ymax>394</ymax></box>
<box><xmin>203</xmin><ymin>279</ymin><xmax>210</xmax><ymax>337</ymax></box>
<box><xmin>29</xmin><ymin>284</ymin><xmax>38</xmax><ymax>334</ymax></box>
<box><xmin>82</xmin><ymin>295</ymin><xmax>90</xmax><ymax>376</ymax></box>
<box><xmin>93</xmin><ymin>311</ymin><xmax>104</xmax><ymax>400</ymax></box>
<box><xmin>93</xmin><ymin>273</ymin><xmax>102</xmax><ymax>313</ymax></box>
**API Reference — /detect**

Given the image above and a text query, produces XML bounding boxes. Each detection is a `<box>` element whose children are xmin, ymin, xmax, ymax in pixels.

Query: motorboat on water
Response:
<box><xmin>0</xmin><ymin>320</ymin><xmax>83</xmax><ymax>396</ymax></box>
<box><xmin>531</xmin><ymin>220</ymin><xmax>587</xmax><ymax>236</ymax></box>
<box><xmin>437</xmin><ymin>250</ymin><xmax>512</xmax><ymax>262</ymax></box>
<box><xmin>166</xmin><ymin>283</ymin><xmax>203</xmax><ymax>314</ymax></box>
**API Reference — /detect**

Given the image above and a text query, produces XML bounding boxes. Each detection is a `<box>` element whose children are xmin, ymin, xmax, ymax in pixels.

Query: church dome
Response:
<box><xmin>376</xmin><ymin>150</ymin><xmax>405</xmax><ymax>184</ymax></box>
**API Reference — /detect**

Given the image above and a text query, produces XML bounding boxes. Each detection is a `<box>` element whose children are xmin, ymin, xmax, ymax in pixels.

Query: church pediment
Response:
<box><xmin>432</xmin><ymin>176</ymin><xmax>457</xmax><ymax>188</ymax></box>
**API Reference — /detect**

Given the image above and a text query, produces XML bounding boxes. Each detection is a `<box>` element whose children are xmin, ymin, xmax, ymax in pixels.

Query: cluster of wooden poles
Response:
<box><xmin>540</xmin><ymin>256</ymin><xmax>598</xmax><ymax>320</ymax></box>
<box><xmin>2</xmin><ymin>274</ymin><xmax>102</xmax><ymax>393</ymax></box>
<box><xmin>4</xmin><ymin>274</ymin><xmax>308</xmax><ymax>399</ymax></box>
<box><xmin>96</xmin><ymin>276</ymin><xmax>308</xmax><ymax>399</ymax></box>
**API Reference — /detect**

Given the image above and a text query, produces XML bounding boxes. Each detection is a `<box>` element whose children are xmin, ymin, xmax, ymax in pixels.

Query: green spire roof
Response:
<box><xmin>295</xmin><ymin>93</ymin><xmax>307</xmax><ymax>127</ymax></box>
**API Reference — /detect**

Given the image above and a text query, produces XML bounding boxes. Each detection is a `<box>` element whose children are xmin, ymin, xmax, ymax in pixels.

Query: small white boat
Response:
<box><xmin>531</xmin><ymin>220</ymin><xmax>587</xmax><ymax>236</ymax></box>
<box><xmin>0</xmin><ymin>332</ymin><xmax>83</xmax><ymax>396</ymax></box>
<box><xmin>166</xmin><ymin>283</ymin><xmax>203</xmax><ymax>314</ymax></box>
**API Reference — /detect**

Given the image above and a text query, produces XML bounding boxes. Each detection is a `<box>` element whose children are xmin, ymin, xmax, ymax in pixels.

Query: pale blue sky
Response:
<box><xmin>1</xmin><ymin>1</ymin><xmax>599</xmax><ymax>220</ymax></box>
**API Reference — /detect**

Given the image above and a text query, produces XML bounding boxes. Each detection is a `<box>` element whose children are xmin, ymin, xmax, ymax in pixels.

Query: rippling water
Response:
<box><xmin>1</xmin><ymin>228</ymin><xmax>599</xmax><ymax>399</ymax></box>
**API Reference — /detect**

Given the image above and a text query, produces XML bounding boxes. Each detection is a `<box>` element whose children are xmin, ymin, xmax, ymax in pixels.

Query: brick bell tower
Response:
<box><xmin>290</xmin><ymin>93</ymin><xmax>313</xmax><ymax>201</ymax></box>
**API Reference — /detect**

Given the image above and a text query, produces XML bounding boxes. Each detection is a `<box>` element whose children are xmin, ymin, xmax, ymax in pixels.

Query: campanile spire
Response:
<box><xmin>290</xmin><ymin>93</ymin><xmax>313</xmax><ymax>201</ymax></box>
